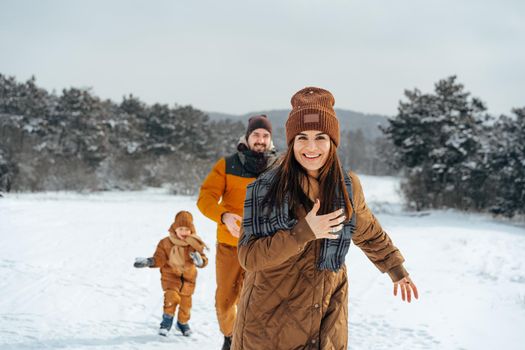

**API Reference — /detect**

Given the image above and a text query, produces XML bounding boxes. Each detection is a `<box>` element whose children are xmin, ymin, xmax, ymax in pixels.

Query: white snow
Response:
<box><xmin>1</xmin><ymin>176</ymin><xmax>524</xmax><ymax>350</ymax></box>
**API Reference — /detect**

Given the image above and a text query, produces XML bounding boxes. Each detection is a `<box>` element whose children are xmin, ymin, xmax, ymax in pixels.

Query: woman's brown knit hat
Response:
<box><xmin>170</xmin><ymin>210</ymin><xmax>196</xmax><ymax>234</ymax></box>
<box><xmin>285</xmin><ymin>87</ymin><xmax>340</xmax><ymax>146</ymax></box>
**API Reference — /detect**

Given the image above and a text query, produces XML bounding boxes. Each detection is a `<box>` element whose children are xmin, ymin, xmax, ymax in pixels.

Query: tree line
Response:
<box><xmin>1</xmin><ymin>74</ymin><xmax>523</xmax><ymax>217</ymax></box>
<box><xmin>0</xmin><ymin>74</ymin><xmax>244</xmax><ymax>194</ymax></box>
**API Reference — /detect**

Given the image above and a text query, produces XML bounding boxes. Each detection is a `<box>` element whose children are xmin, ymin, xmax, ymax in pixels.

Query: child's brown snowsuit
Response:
<box><xmin>150</xmin><ymin>211</ymin><xmax>208</xmax><ymax>323</ymax></box>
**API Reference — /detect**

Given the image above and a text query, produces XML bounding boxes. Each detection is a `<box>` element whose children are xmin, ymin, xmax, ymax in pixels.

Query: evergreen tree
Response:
<box><xmin>112</xmin><ymin>94</ymin><xmax>148</xmax><ymax>155</ymax></box>
<box><xmin>51</xmin><ymin>87</ymin><xmax>110</xmax><ymax>167</ymax></box>
<box><xmin>487</xmin><ymin>107</ymin><xmax>525</xmax><ymax>216</ymax></box>
<box><xmin>383</xmin><ymin>76</ymin><xmax>487</xmax><ymax>210</ymax></box>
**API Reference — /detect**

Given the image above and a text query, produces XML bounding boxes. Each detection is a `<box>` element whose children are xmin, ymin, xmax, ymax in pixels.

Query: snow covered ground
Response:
<box><xmin>1</xmin><ymin>175</ymin><xmax>524</xmax><ymax>350</ymax></box>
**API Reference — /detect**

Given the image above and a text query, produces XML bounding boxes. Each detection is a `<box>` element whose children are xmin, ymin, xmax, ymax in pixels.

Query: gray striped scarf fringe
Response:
<box><xmin>240</xmin><ymin>167</ymin><xmax>356</xmax><ymax>271</ymax></box>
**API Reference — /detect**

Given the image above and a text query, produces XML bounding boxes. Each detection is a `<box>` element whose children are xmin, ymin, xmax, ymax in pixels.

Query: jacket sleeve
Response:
<box><xmin>197</xmin><ymin>158</ymin><xmax>229</xmax><ymax>224</ymax></box>
<box><xmin>349</xmin><ymin>172</ymin><xmax>408</xmax><ymax>282</ymax></box>
<box><xmin>237</xmin><ymin>218</ymin><xmax>316</xmax><ymax>272</ymax></box>
<box><xmin>151</xmin><ymin>240</ymin><xmax>168</xmax><ymax>269</ymax></box>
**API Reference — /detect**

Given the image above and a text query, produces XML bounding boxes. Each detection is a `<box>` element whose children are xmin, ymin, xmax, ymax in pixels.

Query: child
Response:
<box><xmin>134</xmin><ymin>210</ymin><xmax>208</xmax><ymax>337</ymax></box>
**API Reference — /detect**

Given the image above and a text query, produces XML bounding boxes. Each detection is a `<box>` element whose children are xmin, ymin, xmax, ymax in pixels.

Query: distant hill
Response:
<box><xmin>205</xmin><ymin>109</ymin><xmax>390</xmax><ymax>140</ymax></box>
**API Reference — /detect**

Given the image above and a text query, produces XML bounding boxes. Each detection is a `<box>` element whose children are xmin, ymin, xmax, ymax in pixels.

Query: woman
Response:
<box><xmin>231</xmin><ymin>87</ymin><xmax>418</xmax><ymax>350</ymax></box>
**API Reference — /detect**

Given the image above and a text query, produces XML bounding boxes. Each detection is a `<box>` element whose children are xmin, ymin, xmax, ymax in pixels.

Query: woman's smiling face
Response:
<box><xmin>292</xmin><ymin>130</ymin><xmax>331</xmax><ymax>178</ymax></box>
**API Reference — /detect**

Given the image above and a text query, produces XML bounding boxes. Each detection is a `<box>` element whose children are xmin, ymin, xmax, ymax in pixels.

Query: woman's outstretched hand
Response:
<box><xmin>304</xmin><ymin>199</ymin><xmax>346</xmax><ymax>240</ymax></box>
<box><xmin>393</xmin><ymin>275</ymin><xmax>419</xmax><ymax>303</ymax></box>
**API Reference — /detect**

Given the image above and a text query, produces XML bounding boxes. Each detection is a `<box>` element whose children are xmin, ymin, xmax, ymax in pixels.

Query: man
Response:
<box><xmin>197</xmin><ymin>115</ymin><xmax>277</xmax><ymax>350</ymax></box>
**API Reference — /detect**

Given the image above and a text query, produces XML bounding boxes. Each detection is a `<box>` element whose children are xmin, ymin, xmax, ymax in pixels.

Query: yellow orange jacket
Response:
<box><xmin>197</xmin><ymin>155</ymin><xmax>258</xmax><ymax>247</ymax></box>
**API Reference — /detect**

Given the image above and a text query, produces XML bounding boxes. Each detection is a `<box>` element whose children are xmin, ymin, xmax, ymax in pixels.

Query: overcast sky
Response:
<box><xmin>1</xmin><ymin>0</ymin><xmax>523</xmax><ymax>116</ymax></box>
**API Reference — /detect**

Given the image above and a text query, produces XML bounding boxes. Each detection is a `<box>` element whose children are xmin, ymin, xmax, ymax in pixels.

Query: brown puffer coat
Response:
<box><xmin>151</xmin><ymin>237</ymin><xmax>209</xmax><ymax>295</ymax></box>
<box><xmin>231</xmin><ymin>172</ymin><xmax>408</xmax><ymax>350</ymax></box>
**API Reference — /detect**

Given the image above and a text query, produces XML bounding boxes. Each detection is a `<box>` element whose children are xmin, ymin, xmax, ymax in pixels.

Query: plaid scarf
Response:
<box><xmin>240</xmin><ymin>168</ymin><xmax>356</xmax><ymax>271</ymax></box>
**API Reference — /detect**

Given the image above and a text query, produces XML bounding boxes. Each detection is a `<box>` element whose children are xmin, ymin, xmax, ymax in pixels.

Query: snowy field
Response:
<box><xmin>1</xmin><ymin>175</ymin><xmax>524</xmax><ymax>350</ymax></box>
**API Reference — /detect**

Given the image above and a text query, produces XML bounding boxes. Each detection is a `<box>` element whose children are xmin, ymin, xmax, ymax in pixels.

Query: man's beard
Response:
<box><xmin>250</xmin><ymin>143</ymin><xmax>268</xmax><ymax>153</ymax></box>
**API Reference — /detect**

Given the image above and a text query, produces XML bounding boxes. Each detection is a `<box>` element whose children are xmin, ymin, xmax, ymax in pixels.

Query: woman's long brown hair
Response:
<box><xmin>262</xmin><ymin>138</ymin><xmax>353</xmax><ymax>219</ymax></box>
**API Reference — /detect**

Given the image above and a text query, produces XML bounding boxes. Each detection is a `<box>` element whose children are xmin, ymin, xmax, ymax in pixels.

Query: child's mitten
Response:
<box><xmin>189</xmin><ymin>251</ymin><xmax>204</xmax><ymax>267</ymax></box>
<box><xmin>134</xmin><ymin>257</ymin><xmax>154</xmax><ymax>268</ymax></box>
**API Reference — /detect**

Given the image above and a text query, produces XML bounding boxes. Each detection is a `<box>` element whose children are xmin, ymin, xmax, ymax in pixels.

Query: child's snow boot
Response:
<box><xmin>158</xmin><ymin>313</ymin><xmax>174</xmax><ymax>336</ymax></box>
<box><xmin>176</xmin><ymin>321</ymin><xmax>192</xmax><ymax>336</ymax></box>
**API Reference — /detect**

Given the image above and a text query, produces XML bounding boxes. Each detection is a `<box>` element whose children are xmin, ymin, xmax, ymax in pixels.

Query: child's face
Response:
<box><xmin>175</xmin><ymin>226</ymin><xmax>191</xmax><ymax>240</ymax></box>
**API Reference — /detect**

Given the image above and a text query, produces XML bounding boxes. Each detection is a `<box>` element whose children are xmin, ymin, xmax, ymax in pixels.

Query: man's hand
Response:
<box><xmin>221</xmin><ymin>212</ymin><xmax>242</xmax><ymax>238</ymax></box>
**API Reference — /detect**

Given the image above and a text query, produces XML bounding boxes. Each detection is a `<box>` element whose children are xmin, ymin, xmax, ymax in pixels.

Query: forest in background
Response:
<box><xmin>0</xmin><ymin>74</ymin><xmax>245</xmax><ymax>194</ymax></box>
<box><xmin>0</xmin><ymin>73</ymin><xmax>392</xmax><ymax>195</ymax></box>
<box><xmin>1</xmin><ymin>74</ymin><xmax>523</xmax><ymax>217</ymax></box>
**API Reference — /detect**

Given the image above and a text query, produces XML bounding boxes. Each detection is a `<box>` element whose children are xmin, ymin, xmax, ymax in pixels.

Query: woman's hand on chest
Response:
<box><xmin>304</xmin><ymin>199</ymin><xmax>346</xmax><ymax>239</ymax></box>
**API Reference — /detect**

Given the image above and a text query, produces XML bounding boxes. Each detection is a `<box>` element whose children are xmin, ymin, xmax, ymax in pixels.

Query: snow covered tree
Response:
<box><xmin>105</xmin><ymin>94</ymin><xmax>147</xmax><ymax>157</ymax></box>
<box><xmin>51</xmin><ymin>88</ymin><xmax>110</xmax><ymax>167</ymax></box>
<box><xmin>0</xmin><ymin>74</ymin><xmax>50</xmax><ymax>119</ymax></box>
<box><xmin>486</xmin><ymin>107</ymin><xmax>525</xmax><ymax>217</ymax></box>
<box><xmin>383</xmin><ymin>76</ymin><xmax>488</xmax><ymax>210</ymax></box>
